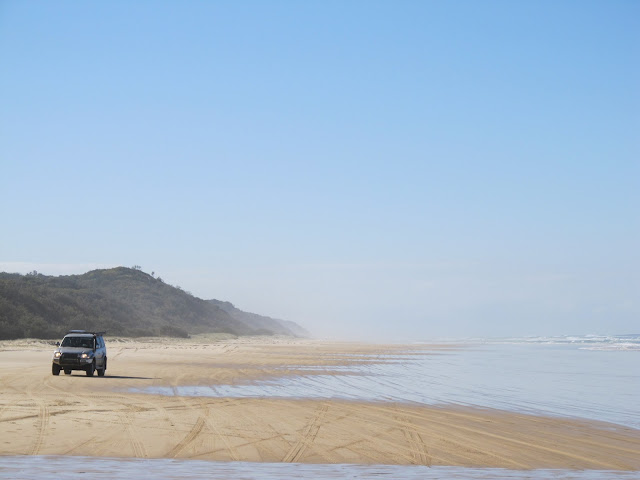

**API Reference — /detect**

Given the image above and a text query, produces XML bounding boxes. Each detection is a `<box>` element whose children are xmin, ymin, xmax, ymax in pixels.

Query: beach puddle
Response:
<box><xmin>2</xmin><ymin>456</ymin><xmax>639</xmax><ymax>479</ymax></box>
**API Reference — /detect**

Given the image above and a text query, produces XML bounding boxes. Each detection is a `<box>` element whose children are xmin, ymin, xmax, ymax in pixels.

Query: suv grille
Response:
<box><xmin>60</xmin><ymin>353</ymin><xmax>80</xmax><ymax>366</ymax></box>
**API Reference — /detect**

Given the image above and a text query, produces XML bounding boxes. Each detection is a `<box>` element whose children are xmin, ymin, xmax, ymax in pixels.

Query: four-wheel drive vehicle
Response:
<box><xmin>52</xmin><ymin>330</ymin><xmax>107</xmax><ymax>377</ymax></box>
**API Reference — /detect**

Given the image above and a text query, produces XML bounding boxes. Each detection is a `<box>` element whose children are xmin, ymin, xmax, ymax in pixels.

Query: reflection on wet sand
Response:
<box><xmin>3</xmin><ymin>456</ymin><xmax>640</xmax><ymax>480</ymax></box>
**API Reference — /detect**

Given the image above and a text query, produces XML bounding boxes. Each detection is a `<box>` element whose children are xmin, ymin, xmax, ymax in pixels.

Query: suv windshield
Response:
<box><xmin>61</xmin><ymin>337</ymin><xmax>94</xmax><ymax>349</ymax></box>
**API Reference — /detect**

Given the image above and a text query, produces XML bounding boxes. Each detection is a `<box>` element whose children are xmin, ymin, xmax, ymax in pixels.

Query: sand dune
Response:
<box><xmin>0</xmin><ymin>337</ymin><xmax>639</xmax><ymax>470</ymax></box>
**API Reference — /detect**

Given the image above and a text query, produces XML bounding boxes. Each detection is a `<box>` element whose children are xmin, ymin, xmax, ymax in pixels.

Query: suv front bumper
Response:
<box><xmin>53</xmin><ymin>355</ymin><xmax>94</xmax><ymax>368</ymax></box>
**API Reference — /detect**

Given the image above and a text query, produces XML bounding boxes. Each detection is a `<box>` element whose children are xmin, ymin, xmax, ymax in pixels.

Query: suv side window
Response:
<box><xmin>97</xmin><ymin>337</ymin><xmax>103</xmax><ymax>349</ymax></box>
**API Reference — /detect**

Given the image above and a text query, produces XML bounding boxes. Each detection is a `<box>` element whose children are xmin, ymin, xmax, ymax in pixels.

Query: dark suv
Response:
<box><xmin>52</xmin><ymin>330</ymin><xmax>107</xmax><ymax>377</ymax></box>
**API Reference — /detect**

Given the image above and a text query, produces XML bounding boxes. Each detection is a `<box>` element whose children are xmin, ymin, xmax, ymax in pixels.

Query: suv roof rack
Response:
<box><xmin>66</xmin><ymin>330</ymin><xmax>106</xmax><ymax>335</ymax></box>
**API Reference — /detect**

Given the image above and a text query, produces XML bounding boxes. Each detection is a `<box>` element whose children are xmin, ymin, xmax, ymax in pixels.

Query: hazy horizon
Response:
<box><xmin>0</xmin><ymin>262</ymin><xmax>636</xmax><ymax>342</ymax></box>
<box><xmin>1</xmin><ymin>2</ymin><xmax>638</xmax><ymax>341</ymax></box>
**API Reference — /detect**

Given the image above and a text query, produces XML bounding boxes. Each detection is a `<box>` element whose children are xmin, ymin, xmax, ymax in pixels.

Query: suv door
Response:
<box><xmin>95</xmin><ymin>336</ymin><xmax>105</xmax><ymax>368</ymax></box>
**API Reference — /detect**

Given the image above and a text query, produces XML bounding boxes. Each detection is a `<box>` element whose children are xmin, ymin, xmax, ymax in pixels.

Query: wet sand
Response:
<box><xmin>1</xmin><ymin>337</ymin><xmax>639</xmax><ymax>470</ymax></box>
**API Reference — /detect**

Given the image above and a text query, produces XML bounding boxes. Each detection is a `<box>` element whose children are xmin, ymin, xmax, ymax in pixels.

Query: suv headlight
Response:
<box><xmin>53</xmin><ymin>351</ymin><xmax>61</xmax><ymax>358</ymax></box>
<box><xmin>80</xmin><ymin>352</ymin><xmax>93</xmax><ymax>359</ymax></box>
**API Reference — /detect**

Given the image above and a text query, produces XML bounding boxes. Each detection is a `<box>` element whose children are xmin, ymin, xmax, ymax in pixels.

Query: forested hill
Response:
<box><xmin>0</xmin><ymin>267</ymin><xmax>308</xmax><ymax>340</ymax></box>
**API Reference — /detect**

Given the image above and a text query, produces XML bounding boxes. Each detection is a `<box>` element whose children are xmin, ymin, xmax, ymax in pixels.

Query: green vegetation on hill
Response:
<box><xmin>0</xmin><ymin>267</ymin><xmax>307</xmax><ymax>340</ymax></box>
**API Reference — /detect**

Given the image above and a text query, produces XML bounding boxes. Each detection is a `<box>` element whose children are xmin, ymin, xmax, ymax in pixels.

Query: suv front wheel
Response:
<box><xmin>86</xmin><ymin>361</ymin><xmax>95</xmax><ymax>377</ymax></box>
<box><xmin>52</xmin><ymin>363</ymin><xmax>61</xmax><ymax>376</ymax></box>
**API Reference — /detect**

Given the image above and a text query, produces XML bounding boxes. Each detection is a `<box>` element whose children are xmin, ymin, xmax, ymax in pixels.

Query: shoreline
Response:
<box><xmin>1</xmin><ymin>337</ymin><xmax>639</xmax><ymax>470</ymax></box>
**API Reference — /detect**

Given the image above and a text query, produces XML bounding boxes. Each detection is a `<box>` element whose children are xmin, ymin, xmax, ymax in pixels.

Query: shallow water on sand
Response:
<box><xmin>2</xmin><ymin>456</ymin><xmax>640</xmax><ymax>479</ymax></box>
<box><xmin>138</xmin><ymin>342</ymin><xmax>640</xmax><ymax>429</ymax></box>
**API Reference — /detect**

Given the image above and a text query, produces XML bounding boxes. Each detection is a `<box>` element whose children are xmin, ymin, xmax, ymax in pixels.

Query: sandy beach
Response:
<box><xmin>0</xmin><ymin>337</ymin><xmax>639</xmax><ymax>470</ymax></box>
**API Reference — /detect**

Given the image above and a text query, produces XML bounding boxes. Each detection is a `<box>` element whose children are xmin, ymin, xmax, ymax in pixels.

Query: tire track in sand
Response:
<box><xmin>98</xmin><ymin>403</ymin><xmax>148</xmax><ymax>458</ymax></box>
<box><xmin>28</xmin><ymin>399</ymin><xmax>50</xmax><ymax>455</ymax></box>
<box><xmin>167</xmin><ymin>397</ymin><xmax>241</xmax><ymax>461</ymax></box>
<box><xmin>166</xmin><ymin>415</ymin><xmax>206</xmax><ymax>457</ymax></box>
<box><xmin>200</xmin><ymin>403</ymin><xmax>240</xmax><ymax>461</ymax></box>
<box><xmin>395</xmin><ymin>414</ymin><xmax>431</xmax><ymax>466</ymax></box>
<box><xmin>282</xmin><ymin>404</ymin><xmax>329</xmax><ymax>463</ymax></box>
<box><xmin>123</xmin><ymin>405</ymin><xmax>148</xmax><ymax>458</ymax></box>
<box><xmin>24</xmin><ymin>379</ymin><xmax>51</xmax><ymax>456</ymax></box>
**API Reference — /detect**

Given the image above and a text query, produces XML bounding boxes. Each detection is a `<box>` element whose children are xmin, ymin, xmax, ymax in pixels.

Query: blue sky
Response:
<box><xmin>1</xmin><ymin>1</ymin><xmax>638</xmax><ymax>340</ymax></box>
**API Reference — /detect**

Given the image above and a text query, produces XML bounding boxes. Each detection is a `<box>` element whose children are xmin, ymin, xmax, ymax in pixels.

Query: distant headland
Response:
<box><xmin>0</xmin><ymin>266</ymin><xmax>309</xmax><ymax>340</ymax></box>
